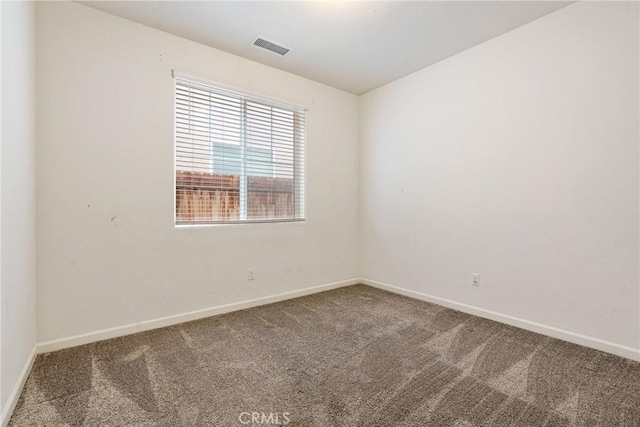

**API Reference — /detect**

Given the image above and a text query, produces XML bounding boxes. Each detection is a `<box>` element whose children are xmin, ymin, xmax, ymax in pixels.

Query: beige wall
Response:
<box><xmin>1</xmin><ymin>0</ymin><xmax>37</xmax><ymax>414</ymax></box>
<box><xmin>360</xmin><ymin>2</ymin><xmax>639</xmax><ymax>354</ymax></box>
<box><xmin>36</xmin><ymin>2</ymin><xmax>360</xmax><ymax>343</ymax></box>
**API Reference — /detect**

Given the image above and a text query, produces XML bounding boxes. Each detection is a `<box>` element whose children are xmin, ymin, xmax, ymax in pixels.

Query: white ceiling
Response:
<box><xmin>79</xmin><ymin>1</ymin><xmax>571</xmax><ymax>95</ymax></box>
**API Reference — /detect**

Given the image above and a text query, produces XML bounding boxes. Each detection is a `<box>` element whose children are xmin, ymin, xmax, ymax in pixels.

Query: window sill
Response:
<box><xmin>174</xmin><ymin>219</ymin><xmax>306</xmax><ymax>229</ymax></box>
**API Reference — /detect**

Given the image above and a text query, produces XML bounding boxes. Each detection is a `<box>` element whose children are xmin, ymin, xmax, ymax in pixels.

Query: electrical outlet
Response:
<box><xmin>472</xmin><ymin>273</ymin><xmax>480</xmax><ymax>287</ymax></box>
<box><xmin>248</xmin><ymin>268</ymin><xmax>255</xmax><ymax>281</ymax></box>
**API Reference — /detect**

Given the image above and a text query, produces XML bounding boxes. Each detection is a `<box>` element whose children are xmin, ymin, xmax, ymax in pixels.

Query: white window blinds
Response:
<box><xmin>175</xmin><ymin>76</ymin><xmax>305</xmax><ymax>224</ymax></box>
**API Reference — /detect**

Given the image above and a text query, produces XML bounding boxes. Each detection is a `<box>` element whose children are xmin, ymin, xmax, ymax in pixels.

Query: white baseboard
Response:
<box><xmin>1</xmin><ymin>344</ymin><xmax>37</xmax><ymax>427</ymax></box>
<box><xmin>37</xmin><ymin>278</ymin><xmax>360</xmax><ymax>354</ymax></box>
<box><xmin>360</xmin><ymin>278</ymin><xmax>640</xmax><ymax>362</ymax></box>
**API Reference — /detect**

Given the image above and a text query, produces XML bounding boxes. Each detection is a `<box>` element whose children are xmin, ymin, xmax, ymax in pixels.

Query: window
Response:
<box><xmin>174</xmin><ymin>75</ymin><xmax>305</xmax><ymax>224</ymax></box>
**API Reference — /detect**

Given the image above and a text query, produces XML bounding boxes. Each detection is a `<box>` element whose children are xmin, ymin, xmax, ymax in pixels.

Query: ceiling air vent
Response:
<box><xmin>253</xmin><ymin>37</ymin><xmax>290</xmax><ymax>56</ymax></box>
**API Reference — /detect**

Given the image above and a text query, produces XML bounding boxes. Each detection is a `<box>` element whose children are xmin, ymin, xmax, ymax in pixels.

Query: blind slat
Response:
<box><xmin>175</xmin><ymin>78</ymin><xmax>305</xmax><ymax>224</ymax></box>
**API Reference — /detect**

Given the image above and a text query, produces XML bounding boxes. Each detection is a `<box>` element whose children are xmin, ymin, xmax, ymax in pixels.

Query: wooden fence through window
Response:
<box><xmin>176</xmin><ymin>171</ymin><xmax>295</xmax><ymax>222</ymax></box>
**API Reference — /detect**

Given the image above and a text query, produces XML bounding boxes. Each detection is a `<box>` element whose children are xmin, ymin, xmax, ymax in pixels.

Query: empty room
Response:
<box><xmin>1</xmin><ymin>0</ymin><xmax>639</xmax><ymax>425</ymax></box>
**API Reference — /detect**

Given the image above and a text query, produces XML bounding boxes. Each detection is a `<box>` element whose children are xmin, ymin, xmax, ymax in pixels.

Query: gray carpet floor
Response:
<box><xmin>9</xmin><ymin>284</ymin><xmax>640</xmax><ymax>426</ymax></box>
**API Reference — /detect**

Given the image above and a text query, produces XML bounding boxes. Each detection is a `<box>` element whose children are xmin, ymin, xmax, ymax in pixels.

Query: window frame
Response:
<box><xmin>172</xmin><ymin>71</ymin><xmax>307</xmax><ymax>226</ymax></box>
